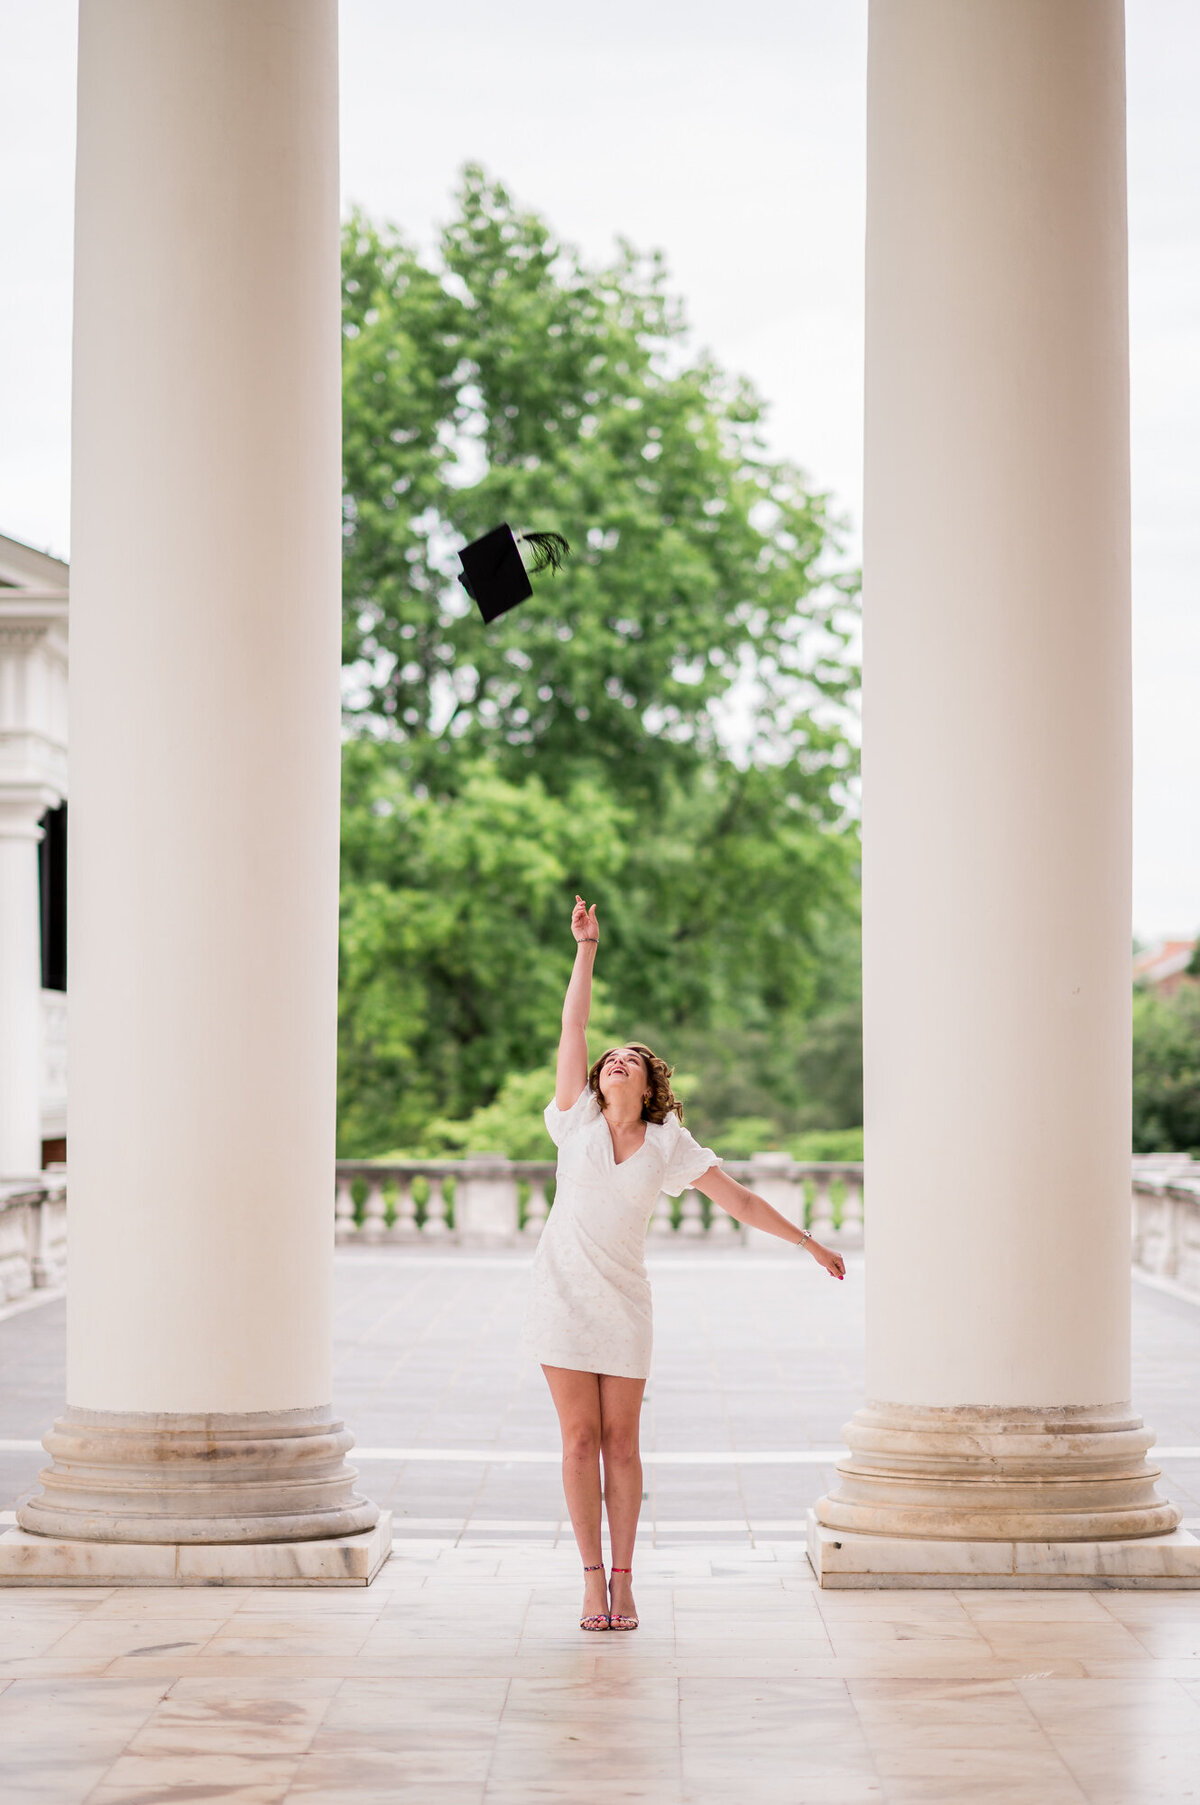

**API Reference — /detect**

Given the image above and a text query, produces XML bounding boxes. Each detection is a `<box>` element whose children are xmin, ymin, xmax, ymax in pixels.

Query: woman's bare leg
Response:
<box><xmin>599</xmin><ymin>1372</ymin><xmax>646</xmax><ymax>1623</ymax></box>
<box><xmin>541</xmin><ymin>1364</ymin><xmax>608</xmax><ymax>1622</ymax></box>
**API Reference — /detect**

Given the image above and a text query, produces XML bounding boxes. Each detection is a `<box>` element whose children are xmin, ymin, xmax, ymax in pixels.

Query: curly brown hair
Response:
<box><xmin>587</xmin><ymin>1043</ymin><xmax>685</xmax><ymax>1125</ymax></box>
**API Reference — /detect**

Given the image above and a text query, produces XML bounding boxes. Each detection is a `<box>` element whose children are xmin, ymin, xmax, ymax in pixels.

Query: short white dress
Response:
<box><xmin>520</xmin><ymin>1087</ymin><xmax>719</xmax><ymax>1379</ymax></box>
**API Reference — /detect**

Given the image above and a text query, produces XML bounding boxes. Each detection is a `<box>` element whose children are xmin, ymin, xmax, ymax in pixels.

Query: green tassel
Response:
<box><xmin>517</xmin><ymin>530</ymin><xmax>571</xmax><ymax>576</ymax></box>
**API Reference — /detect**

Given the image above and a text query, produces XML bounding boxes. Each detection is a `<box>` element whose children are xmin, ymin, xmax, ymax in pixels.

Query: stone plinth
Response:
<box><xmin>808</xmin><ymin>1514</ymin><xmax>1200</xmax><ymax>1589</ymax></box>
<box><xmin>0</xmin><ymin>1512</ymin><xmax>392</xmax><ymax>1587</ymax></box>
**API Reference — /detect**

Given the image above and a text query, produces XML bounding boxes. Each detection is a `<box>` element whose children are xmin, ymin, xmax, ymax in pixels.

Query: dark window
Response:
<box><xmin>38</xmin><ymin>802</ymin><xmax>67</xmax><ymax>992</ymax></box>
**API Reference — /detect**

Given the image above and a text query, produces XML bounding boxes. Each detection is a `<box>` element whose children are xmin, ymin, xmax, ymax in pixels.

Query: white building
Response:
<box><xmin>0</xmin><ymin>533</ymin><xmax>68</xmax><ymax>1178</ymax></box>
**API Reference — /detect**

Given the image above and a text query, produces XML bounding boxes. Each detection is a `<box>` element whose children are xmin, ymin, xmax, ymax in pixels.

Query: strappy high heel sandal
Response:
<box><xmin>607</xmin><ymin>1565</ymin><xmax>638</xmax><ymax>1631</ymax></box>
<box><xmin>580</xmin><ymin>1562</ymin><xmax>610</xmax><ymax>1631</ymax></box>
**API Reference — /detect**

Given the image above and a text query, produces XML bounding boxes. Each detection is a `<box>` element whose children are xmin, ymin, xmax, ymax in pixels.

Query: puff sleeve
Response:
<box><xmin>662</xmin><ymin>1121</ymin><xmax>719</xmax><ymax>1195</ymax></box>
<box><xmin>544</xmin><ymin>1087</ymin><xmax>599</xmax><ymax>1147</ymax></box>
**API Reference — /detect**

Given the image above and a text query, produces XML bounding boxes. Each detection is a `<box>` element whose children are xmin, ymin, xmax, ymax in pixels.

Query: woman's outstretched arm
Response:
<box><xmin>692</xmin><ymin>1166</ymin><xmax>846</xmax><ymax>1279</ymax></box>
<box><xmin>556</xmin><ymin>895</ymin><xmax>599</xmax><ymax>1110</ymax></box>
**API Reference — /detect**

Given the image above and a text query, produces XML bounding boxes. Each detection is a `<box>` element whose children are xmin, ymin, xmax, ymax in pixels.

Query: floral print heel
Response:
<box><xmin>580</xmin><ymin>1562</ymin><xmax>610</xmax><ymax>1631</ymax></box>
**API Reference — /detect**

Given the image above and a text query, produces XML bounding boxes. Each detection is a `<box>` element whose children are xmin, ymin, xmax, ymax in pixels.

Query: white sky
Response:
<box><xmin>2</xmin><ymin>1</ymin><xmax>1196</xmax><ymax>940</ymax></box>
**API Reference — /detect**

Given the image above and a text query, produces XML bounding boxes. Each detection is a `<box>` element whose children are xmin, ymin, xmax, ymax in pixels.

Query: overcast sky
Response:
<box><xmin>2</xmin><ymin>1</ymin><xmax>1196</xmax><ymax>940</ymax></box>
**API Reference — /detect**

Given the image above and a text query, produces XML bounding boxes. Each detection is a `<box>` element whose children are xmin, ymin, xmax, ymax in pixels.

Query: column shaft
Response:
<box><xmin>814</xmin><ymin>0</ymin><xmax>1189</xmax><ymax>1572</ymax></box>
<box><xmin>10</xmin><ymin>0</ymin><xmax>383</xmax><ymax>1563</ymax></box>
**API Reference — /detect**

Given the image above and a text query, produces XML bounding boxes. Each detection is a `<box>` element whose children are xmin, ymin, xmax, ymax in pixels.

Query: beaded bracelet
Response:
<box><xmin>574</xmin><ymin>936</ymin><xmax>599</xmax><ymax>944</ymax></box>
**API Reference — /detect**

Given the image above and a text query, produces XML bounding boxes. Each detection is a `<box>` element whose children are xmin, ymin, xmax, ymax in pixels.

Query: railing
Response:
<box><xmin>0</xmin><ymin>1174</ymin><xmax>67</xmax><ymax>1303</ymax></box>
<box><xmin>334</xmin><ymin>1156</ymin><xmax>866</xmax><ymax>1249</ymax></box>
<box><xmin>3</xmin><ymin>1158</ymin><xmax>1196</xmax><ymax>1311</ymax></box>
<box><xmin>1132</xmin><ymin>1156</ymin><xmax>1200</xmax><ymax>1295</ymax></box>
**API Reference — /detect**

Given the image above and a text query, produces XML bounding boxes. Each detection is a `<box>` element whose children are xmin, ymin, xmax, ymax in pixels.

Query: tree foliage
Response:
<box><xmin>338</xmin><ymin>170</ymin><xmax>862</xmax><ymax>1157</ymax></box>
<box><xmin>1132</xmin><ymin>983</ymin><xmax>1200</xmax><ymax>1155</ymax></box>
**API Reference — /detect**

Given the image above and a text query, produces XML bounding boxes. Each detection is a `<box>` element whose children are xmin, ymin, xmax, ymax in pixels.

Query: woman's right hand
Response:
<box><xmin>572</xmin><ymin>895</ymin><xmax>599</xmax><ymax>944</ymax></box>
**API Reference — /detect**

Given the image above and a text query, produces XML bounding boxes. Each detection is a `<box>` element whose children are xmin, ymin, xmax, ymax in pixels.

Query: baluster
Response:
<box><xmin>650</xmin><ymin>1190</ymin><xmax>675</xmax><ymax>1235</ymax></box>
<box><xmin>679</xmin><ymin>1188</ymin><xmax>705</xmax><ymax>1236</ymax></box>
<box><xmin>840</xmin><ymin>1174</ymin><xmax>864</xmax><ymax>1247</ymax></box>
<box><xmin>423</xmin><ymin>1175</ymin><xmax>450</xmax><ymax>1236</ymax></box>
<box><xmin>523</xmin><ymin>1180</ymin><xmax>549</xmax><ymax>1239</ymax></box>
<box><xmin>361</xmin><ymin>1176</ymin><xmax>387</xmax><ymax>1244</ymax></box>
<box><xmin>392</xmin><ymin>1177</ymin><xmax>418</xmax><ymax>1239</ymax></box>
<box><xmin>810</xmin><ymin>1172</ymin><xmax>835</xmax><ymax>1241</ymax></box>
<box><xmin>334</xmin><ymin>1174</ymin><xmax>358</xmax><ymax>1244</ymax></box>
<box><xmin>1163</xmin><ymin>1190</ymin><xmax>1182</xmax><ymax>1279</ymax></box>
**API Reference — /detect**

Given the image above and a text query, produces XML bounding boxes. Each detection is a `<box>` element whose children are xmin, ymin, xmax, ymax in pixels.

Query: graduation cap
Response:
<box><xmin>457</xmin><ymin>524</ymin><xmax>571</xmax><ymax>624</ymax></box>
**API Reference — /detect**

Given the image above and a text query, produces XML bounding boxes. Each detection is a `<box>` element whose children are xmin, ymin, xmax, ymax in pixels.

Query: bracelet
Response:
<box><xmin>795</xmin><ymin>1227</ymin><xmax>812</xmax><ymax>1249</ymax></box>
<box><xmin>574</xmin><ymin>936</ymin><xmax>599</xmax><ymax>944</ymax></box>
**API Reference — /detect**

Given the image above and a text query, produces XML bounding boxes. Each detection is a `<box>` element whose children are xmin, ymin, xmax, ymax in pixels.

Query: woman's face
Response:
<box><xmin>597</xmin><ymin>1046</ymin><xmax>649</xmax><ymax>1110</ymax></box>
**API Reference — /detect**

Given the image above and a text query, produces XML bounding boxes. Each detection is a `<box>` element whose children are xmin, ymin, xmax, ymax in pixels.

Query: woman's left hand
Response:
<box><xmin>809</xmin><ymin>1241</ymin><xmax>846</xmax><ymax>1281</ymax></box>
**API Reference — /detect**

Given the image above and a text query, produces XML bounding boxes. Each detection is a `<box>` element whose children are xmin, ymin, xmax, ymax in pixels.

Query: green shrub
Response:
<box><xmin>786</xmin><ymin>1127</ymin><xmax>864</xmax><ymax>1162</ymax></box>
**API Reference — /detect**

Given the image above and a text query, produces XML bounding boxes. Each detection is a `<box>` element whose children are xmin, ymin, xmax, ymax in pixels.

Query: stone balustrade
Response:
<box><xmin>0</xmin><ymin>1173</ymin><xmax>67</xmax><ymax>1303</ymax></box>
<box><xmin>333</xmin><ymin>1157</ymin><xmax>866</xmax><ymax>1250</ymax></box>
<box><xmin>1132</xmin><ymin>1156</ymin><xmax>1200</xmax><ymax>1295</ymax></box>
<box><xmin>3</xmin><ymin>1159</ymin><xmax>1197</xmax><ymax>1313</ymax></box>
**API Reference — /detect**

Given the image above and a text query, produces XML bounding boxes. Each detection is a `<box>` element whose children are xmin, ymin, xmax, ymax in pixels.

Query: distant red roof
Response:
<box><xmin>1133</xmin><ymin>939</ymin><xmax>1197</xmax><ymax>992</ymax></box>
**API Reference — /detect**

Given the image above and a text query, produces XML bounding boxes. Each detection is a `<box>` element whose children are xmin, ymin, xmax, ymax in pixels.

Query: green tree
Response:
<box><xmin>1132</xmin><ymin>984</ymin><xmax>1200</xmax><ymax>1154</ymax></box>
<box><xmin>338</xmin><ymin>169</ymin><xmax>862</xmax><ymax>1156</ymax></box>
<box><xmin>341</xmin><ymin>168</ymin><xmax>857</xmax><ymax>804</ymax></box>
<box><xmin>338</xmin><ymin>740</ymin><xmax>628</xmax><ymax>1155</ymax></box>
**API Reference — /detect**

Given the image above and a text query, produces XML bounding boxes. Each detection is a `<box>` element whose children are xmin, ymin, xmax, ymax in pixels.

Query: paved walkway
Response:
<box><xmin>3</xmin><ymin>1249</ymin><xmax>1199</xmax><ymax>1540</ymax></box>
<box><xmin>1</xmin><ymin>1252</ymin><xmax>1199</xmax><ymax>1802</ymax></box>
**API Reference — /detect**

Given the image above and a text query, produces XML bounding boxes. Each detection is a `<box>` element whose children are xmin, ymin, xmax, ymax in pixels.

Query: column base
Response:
<box><xmin>0</xmin><ymin>1511</ymin><xmax>392</xmax><ymax>1587</ymax></box>
<box><xmin>815</xmin><ymin>1402</ymin><xmax>1180</xmax><ymax>1541</ymax></box>
<box><xmin>807</xmin><ymin>1512</ymin><xmax>1200</xmax><ymax>1589</ymax></box>
<box><xmin>15</xmin><ymin>1404</ymin><xmax>379</xmax><ymax>1543</ymax></box>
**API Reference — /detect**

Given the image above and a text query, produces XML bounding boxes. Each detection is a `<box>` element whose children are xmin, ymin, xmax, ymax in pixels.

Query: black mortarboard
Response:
<box><xmin>457</xmin><ymin>524</ymin><xmax>570</xmax><ymax>624</ymax></box>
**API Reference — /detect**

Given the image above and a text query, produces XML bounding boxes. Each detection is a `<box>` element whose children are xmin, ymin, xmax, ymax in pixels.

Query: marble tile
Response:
<box><xmin>871</xmin><ymin>1745</ymin><xmax>1077</xmax><ymax>1781</ymax></box>
<box><xmin>90</xmin><ymin>1787</ymin><xmax>292</xmax><ymax>1805</ymax></box>
<box><xmin>288</xmin><ymin>1788</ymin><xmax>483</xmax><ymax>1805</ymax></box>
<box><xmin>288</xmin><ymin>1745</ymin><xmax>493</xmax><ymax>1792</ymax></box>
<box><xmin>124</xmin><ymin>1685</ymin><xmax>336</xmax><ymax>1757</ymax></box>
<box><xmin>852</xmin><ymin>1674</ymin><xmax>1023</xmax><ymax>1696</ymax></box>
<box><xmin>40</xmin><ymin>1614</ymin><xmax>226</xmax><ymax>1659</ymax></box>
<box><xmin>206</xmin><ymin>1625</ymin><xmax>377</xmax><ymax>1660</ymax></box>
<box><xmin>97</xmin><ymin>1749</ymin><xmax>305</xmax><ymax>1790</ymax></box>
<box><xmin>880</xmin><ymin>1780</ymin><xmax>1087</xmax><ymax>1804</ymax></box>
<box><xmin>1124</xmin><ymin>1622</ymin><xmax>1200</xmax><ymax>1658</ymax></box>
<box><xmin>974</xmin><ymin>1621</ymin><xmax>1152</xmax><ymax>1662</ymax></box>
<box><xmin>816</xmin><ymin>1592</ymin><xmax>973</xmax><ymax>1621</ymax></box>
<box><xmin>957</xmin><ymin>1592</ymin><xmax>1116</xmax><ymax>1621</ymax></box>
<box><xmin>0</xmin><ymin>1758</ymin><xmax>120</xmax><ymax>1803</ymax></box>
<box><xmin>90</xmin><ymin>1586</ymin><xmax>261</xmax><ymax>1618</ymax></box>
<box><xmin>825</xmin><ymin>1618</ymin><xmax>990</xmax><ymax>1647</ymax></box>
<box><xmin>320</xmin><ymin>1674</ymin><xmax>509</xmax><ymax>1726</ymax></box>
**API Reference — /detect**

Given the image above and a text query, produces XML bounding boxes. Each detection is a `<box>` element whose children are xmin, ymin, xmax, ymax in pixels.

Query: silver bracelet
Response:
<box><xmin>795</xmin><ymin>1227</ymin><xmax>812</xmax><ymax>1249</ymax></box>
<box><xmin>575</xmin><ymin>937</ymin><xmax>599</xmax><ymax>944</ymax></box>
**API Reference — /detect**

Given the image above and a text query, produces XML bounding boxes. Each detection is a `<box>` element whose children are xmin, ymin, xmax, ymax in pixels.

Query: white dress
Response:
<box><xmin>520</xmin><ymin>1087</ymin><xmax>719</xmax><ymax>1379</ymax></box>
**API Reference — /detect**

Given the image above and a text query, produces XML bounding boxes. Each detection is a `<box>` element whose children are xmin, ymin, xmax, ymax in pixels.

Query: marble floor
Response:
<box><xmin>3</xmin><ymin>1539</ymin><xmax>1200</xmax><ymax>1802</ymax></box>
<box><xmin>2</xmin><ymin>1250</ymin><xmax>1200</xmax><ymax>1799</ymax></box>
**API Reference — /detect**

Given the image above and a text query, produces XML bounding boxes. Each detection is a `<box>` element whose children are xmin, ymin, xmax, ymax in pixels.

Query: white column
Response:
<box><xmin>0</xmin><ymin>802</ymin><xmax>45</xmax><ymax>1179</ymax></box>
<box><xmin>6</xmin><ymin>0</ymin><xmax>388</xmax><ymax>1578</ymax></box>
<box><xmin>811</xmin><ymin>0</ymin><xmax>1198</xmax><ymax>1586</ymax></box>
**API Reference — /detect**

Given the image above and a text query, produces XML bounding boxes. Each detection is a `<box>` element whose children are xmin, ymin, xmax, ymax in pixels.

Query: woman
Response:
<box><xmin>520</xmin><ymin>895</ymin><xmax>846</xmax><ymax>1634</ymax></box>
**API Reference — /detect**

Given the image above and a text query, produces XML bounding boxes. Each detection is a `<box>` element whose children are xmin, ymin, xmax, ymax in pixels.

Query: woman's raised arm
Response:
<box><xmin>556</xmin><ymin>896</ymin><xmax>598</xmax><ymax>1110</ymax></box>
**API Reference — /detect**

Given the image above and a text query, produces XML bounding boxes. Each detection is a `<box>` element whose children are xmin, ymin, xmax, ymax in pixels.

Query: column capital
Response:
<box><xmin>0</xmin><ymin>790</ymin><xmax>59</xmax><ymax>840</ymax></box>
